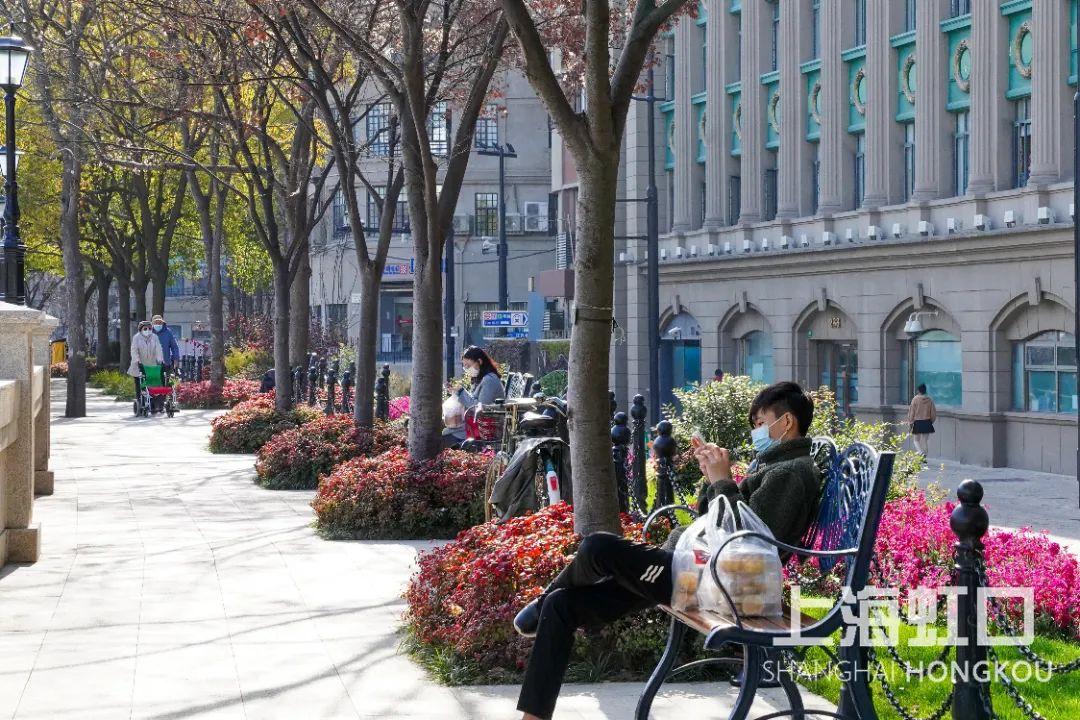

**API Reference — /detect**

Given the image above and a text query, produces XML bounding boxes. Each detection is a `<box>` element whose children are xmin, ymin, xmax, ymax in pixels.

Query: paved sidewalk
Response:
<box><xmin>917</xmin><ymin>459</ymin><xmax>1080</xmax><ymax>554</ymax></box>
<box><xmin>0</xmin><ymin>383</ymin><xmax>836</xmax><ymax>720</ymax></box>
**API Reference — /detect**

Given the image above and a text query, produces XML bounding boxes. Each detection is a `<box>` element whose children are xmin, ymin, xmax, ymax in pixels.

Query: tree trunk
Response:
<box><xmin>60</xmin><ymin>156</ymin><xmax>87</xmax><ymax>418</ymax></box>
<box><xmin>407</xmin><ymin>232</ymin><xmax>444</xmax><ymax>462</ymax></box>
<box><xmin>94</xmin><ymin>269</ymin><xmax>112</xmax><ymax>365</ymax></box>
<box><xmin>290</xmin><ymin>248</ymin><xmax>311</xmax><ymax>365</ymax></box>
<box><xmin>567</xmin><ymin>159</ymin><xmax>622</xmax><ymax>536</ymax></box>
<box><xmin>151</xmin><ymin>269</ymin><xmax>167</xmax><ymax>317</ymax></box>
<box><xmin>272</xmin><ymin>265</ymin><xmax>293</xmax><ymax>411</ymax></box>
<box><xmin>353</xmin><ymin>267</ymin><xmax>380</xmax><ymax>428</ymax></box>
<box><xmin>208</xmin><ymin>230</ymin><xmax>226</xmax><ymax>390</ymax></box>
<box><xmin>133</xmin><ymin>271</ymin><xmax>148</xmax><ymax>322</ymax></box>
<box><xmin>117</xmin><ymin>274</ymin><xmax>132</xmax><ymax>372</ymax></box>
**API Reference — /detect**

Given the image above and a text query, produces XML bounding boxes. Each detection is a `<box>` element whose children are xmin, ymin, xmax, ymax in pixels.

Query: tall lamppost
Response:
<box><xmin>476</xmin><ymin>141</ymin><xmax>517</xmax><ymax>319</ymax></box>
<box><xmin>1</xmin><ymin>35</ymin><xmax>31</xmax><ymax>306</ymax></box>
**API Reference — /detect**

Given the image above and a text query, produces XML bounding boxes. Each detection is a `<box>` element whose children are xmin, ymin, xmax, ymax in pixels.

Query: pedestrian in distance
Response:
<box><xmin>128</xmin><ymin>320</ymin><xmax>164</xmax><ymax>409</ymax></box>
<box><xmin>906</xmin><ymin>383</ymin><xmax>937</xmax><ymax>458</ymax></box>
<box><xmin>151</xmin><ymin>315</ymin><xmax>181</xmax><ymax>374</ymax></box>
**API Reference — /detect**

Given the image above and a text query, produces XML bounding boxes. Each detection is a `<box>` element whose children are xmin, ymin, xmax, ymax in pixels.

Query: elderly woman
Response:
<box><xmin>129</xmin><ymin>320</ymin><xmax>164</xmax><ymax>409</ymax></box>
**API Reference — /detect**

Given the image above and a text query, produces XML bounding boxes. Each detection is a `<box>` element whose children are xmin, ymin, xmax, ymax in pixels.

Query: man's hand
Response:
<box><xmin>693</xmin><ymin>443</ymin><xmax>732</xmax><ymax>484</ymax></box>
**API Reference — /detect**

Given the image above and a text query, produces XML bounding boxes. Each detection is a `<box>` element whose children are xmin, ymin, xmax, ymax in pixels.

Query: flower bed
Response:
<box><xmin>208</xmin><ymin>395</ymin><xmax>321</xmax><ymax>454</ymax></box>
<box><xmin>312</xmin><ymin>447</ymin><xmax>488</xmax><ymax>539</ymax></box>
<box><xmin>255</xmin><ymin>415</ymin><xmax>372</xmax><ymax>490</ymax></box>
<box><xmin>177</xmin><ymin>379</ymin><xmax>262</xmax><ymax>409</ymax></box>
<box><xmin>403</xmin><ymin>503</ymin><xmax>713</xmax><ymax>685</ymax></box>
<box><xmin>389</xmin><ymin>395</ymin><xmax>410</xmax><ymax>420</ymax></box>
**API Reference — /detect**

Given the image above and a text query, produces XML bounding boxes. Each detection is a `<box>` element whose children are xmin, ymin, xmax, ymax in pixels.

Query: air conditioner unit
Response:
<box><xmin>973</xmin><ymin>214</ymin><xmax>991</xmax><ymax>231</ymax></box>
<box><xmin>800</xmin><ymin>234</ymin><xmax>810</xmax><ymax>247</ymax></box>
<box><xmin>918</xmin><ymin>221</ymin><xmax>934</xmax><ymax>237</ymax></box>
<box><xmin>504</xmin><ymin>213</ymin><xmax>523</xmax><ymax>234</ymax></box>
<box><xmin>780</xmin><ymin>235</ymin><xmax>792</xmax><ymax>249</ymax></box>
<box><xmin>723</xmin><ymin>241</ymin><xmax>733</xmax><ymax>254</ymax></box>
<box><xmin>867</xmin><ymin>225</ymin><xmax>882</xmax><ymax>240</ymax></box>
<box><xmin>821</xmin><ymin>232</ymin><xmax>836</xmax><ymax>246</ymax></box>
<box><xmin>1036</xmin><ymin>207</ymin><xmax>1054</xmax><ymax>225</ymax></box>
<box><xmin>522</xmin><ymin>202</ymin><xmax>547</xmax><ymax>233</ymax></box>
<box><xmin>1071</xmin><ymin>203</ymin><xmax>1076</xmax><ymax>219</ymax></box>
<box><xmin>845</xmin><ymin>228</ymin><xmax>856</xmax><ymax>243</ymax></box>
<box><xmin>742</xmin><ymin>239</ymin><xmax>752</xmax><ymax>253</ymax></box>
<box><xmin>892</xmin><ymin>223</ymin><xmax>905</xmax><ymax>239</ymax></box>
<box><xmin>675</xmin><ymin>247</ymin><xmax>684</xmax><ymax>259</ymax></box>
<box><xmin>706</xmin><ymin>243</ymin><xmax>718</xmax><ymax>256</ymax></box>
<box><xmin>1004</xmin><ymin>210</ymin><xmax>1019</xmax><ymax>228</ymax></box>
<box><xmin>760</xmin><ymin>238</ymin><xmax>770</xmax><ymax>251</ymax></box>
<box><xmin>946</xmin><ymin>218</ymin><xmax>961</xmax><ymax>234</ymax></box>
<box><xmin>689</xmin><ymin>245</ymin><xmax>699</xmax><ymax>257</ymax></box>
<box><xmin>452</xmin><ymin>214</ymin><xmax>472</xmax><ymax>234</ymax></box>
<box><xmin>660</xmin><ymin>248</ymin><xmax>668</xmax><ymax>260</ymax></box>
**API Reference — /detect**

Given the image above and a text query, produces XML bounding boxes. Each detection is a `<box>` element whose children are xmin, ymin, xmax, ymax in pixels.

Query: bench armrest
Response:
<box><xmin>642</xmin><ymin>504</ymin><xmax>697</xmax><ymax>542</ymax></box>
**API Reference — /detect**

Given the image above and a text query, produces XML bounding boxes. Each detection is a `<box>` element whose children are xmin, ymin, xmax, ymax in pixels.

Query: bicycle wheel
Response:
<box><xmin>483</xmin><ymin>451</ymin><xmax>510</xmax><ymax>522</ymax></box>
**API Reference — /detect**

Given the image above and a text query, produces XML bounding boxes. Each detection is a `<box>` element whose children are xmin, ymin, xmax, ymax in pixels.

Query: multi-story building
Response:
<box><xmin>310</xmin><ymin>71</ymin><xmax>556</xmax><ymax>367</ymax></box>
<box><xmin>550</xmin><ymin>0</ymin><xmax>1078</xmax><ymax>474</ymax></box>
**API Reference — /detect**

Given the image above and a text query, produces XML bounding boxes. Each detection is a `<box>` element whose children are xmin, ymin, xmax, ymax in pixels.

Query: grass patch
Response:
<box><xmin>89</xmin><ymin>369</ymin><xmax>136</xmax><ymax>401</ymax></box>
<box><xmin>797</xmin><ymin>604</ymin><xmax>1080</xmax><ymax>720</ymax></box>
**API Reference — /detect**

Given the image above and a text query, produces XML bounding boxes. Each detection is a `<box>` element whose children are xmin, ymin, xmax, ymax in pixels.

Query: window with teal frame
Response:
<box><xmin>1002</xmin><ymin>3</ymin><xmax>1032</xmax><ymax>100</ymax></box>
<box><xmin>662</xmin><ymin>106</ymin><xmax>675</xmax><ymax>169</ymax></box>
<box><xmin>739</xmin><ymin>331</ymin><xmax>774</xmax><ymax>384</ymax></box>
<box><xmin>943</xmin><ymin>16</ymin><xmax>972</xmax><ymax>110</ymax></box>
<box><xmin>915</xmin><ymin>330</ymin><xmax>963</xmax><ymax>407</ymax></box>
<box><xmin>1013</xmin><ymin>332</ymin><xmax>1077</xmax><ymax>413</ymax></box>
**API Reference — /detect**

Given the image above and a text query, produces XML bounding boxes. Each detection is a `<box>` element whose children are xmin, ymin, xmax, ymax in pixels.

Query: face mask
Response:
<box><xmin>750</xmin><ymin>414</ymin><xmax>787</xmax><ymax>454</ymax></box>
<box><xmin>465</xmin><ymin>366</ymin><xmax>480</xmax><ymax>379</ymax></box>
<box><xmin>140</xmin><ymin>329</ymin><xmax>152</xmax><ymax>338</ymax></box>
<box><xmin>152</xmin><ymin>324</ymin><xmax>163</xmax><ymax>332</ymax></box>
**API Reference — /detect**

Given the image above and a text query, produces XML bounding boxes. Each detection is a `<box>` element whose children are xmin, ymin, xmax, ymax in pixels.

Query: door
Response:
<box><xmin>660</xmin><ymin>339</ymin><xmax>702</xmax><ymax>410</ymax></box>
<box><xmin>815</xmin><ymin>341</ymin><xmax>858</xmax><ymax>415</ymax></box>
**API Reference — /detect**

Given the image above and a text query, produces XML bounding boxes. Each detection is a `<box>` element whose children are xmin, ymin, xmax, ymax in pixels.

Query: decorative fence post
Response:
<box><xmin>292</xmin><ymin>365</ymin><xmax>303</xmax><ymax>405</ymax></box>
<box><xmin>630</xmin><ymin>394</ymin><xmax>648</xmax><ymax>513</ymax></box>
<box><xmin>307</xmin><ymin>357</ymin><xmax>319</xmax><ymax>406</ymax></box>
<box><xmin>317</xmin><ymin>356</ymin><xmax>328</xmax><ymax>389</ymax></box>
<box><xmin>611</xmin><ymin>411</ymin><xmax>631</xmax><ymax>513</ymax></box>
<box><xmin>325</xmin><ymin>360</ymin><xmax>339</xmax><ymax>415</ymax></box>
<box><xmin>375</xmin><ymin>363</ymin><xmax>391</xmax><ymax>421</ymax></box>
<box><xmin>651</xmin><ymin>420</ymin><xmax>677</xmax><ymax>511</ymax></box>
<box><xmin>340</xmin><ymin>361</ymin><xmax>354</xmax><ymax>414</ymax></box>
<box><xmin>951</xmin><ymin>479</ymin><xmax>993</xmax><ymax>720</ymax></box>
<box><xmin>609</xmin><ymin>390</ymin><xmax>617</xmax><ymax>417</ymax></box>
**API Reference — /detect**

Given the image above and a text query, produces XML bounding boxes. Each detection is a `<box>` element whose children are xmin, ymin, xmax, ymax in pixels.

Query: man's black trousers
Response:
<box><xmin>517</xmin><ymin>532</ymin><xmax>674</xmax><ymax>719</ymax></box>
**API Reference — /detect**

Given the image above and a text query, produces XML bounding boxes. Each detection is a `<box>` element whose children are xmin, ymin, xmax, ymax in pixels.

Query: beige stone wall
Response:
<box><xmin>0</xmin><ymin>303</ymin><xmax>58</xmax><ymax>568</ymax></box>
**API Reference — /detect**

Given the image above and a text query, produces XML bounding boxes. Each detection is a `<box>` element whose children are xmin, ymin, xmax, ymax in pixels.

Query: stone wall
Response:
<box><xmin>0</xmin><ymin>303</ymin><xmax>58</xmax><ymax>568</ymax></box>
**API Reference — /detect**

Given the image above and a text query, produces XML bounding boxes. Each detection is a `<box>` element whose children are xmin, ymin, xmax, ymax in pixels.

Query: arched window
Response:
<box><xmin>914</xmin><ymin>330</ymin><xmax>962</xmax><ymax>406</ymax></box>
<box><xmin>1012</xmin><ymin>331</ymin><xmax>1077</xmax><ymax>413</ymax></box>
<box><xmin>738</xmin><ymin>330</ymin><xmax>774</xmax><ymax>384</ymax></box>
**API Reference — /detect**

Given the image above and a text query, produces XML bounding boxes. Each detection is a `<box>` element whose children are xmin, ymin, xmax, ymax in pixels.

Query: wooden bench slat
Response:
<box><xmin>661</xmin><ymin>604</ymin><xmax>816</xmax><ymax>636</ymax></box>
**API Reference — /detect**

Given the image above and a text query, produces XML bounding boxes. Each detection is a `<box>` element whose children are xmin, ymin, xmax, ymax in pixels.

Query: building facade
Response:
<box><xmin>311</xmin><ymin>71</ymin><xmax>557</xmax><ymax>367</ymax></box>
<box><xmin>552</xmin><ymin>0</ymin><xmax>1078</xmax><ymax>474</ymax></box>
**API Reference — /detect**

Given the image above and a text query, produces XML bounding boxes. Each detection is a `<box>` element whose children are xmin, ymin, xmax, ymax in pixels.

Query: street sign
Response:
<box><xmin>481</xmin><ymin>310</ymin><xmax>529</xmax><ymax>328</ymax></box>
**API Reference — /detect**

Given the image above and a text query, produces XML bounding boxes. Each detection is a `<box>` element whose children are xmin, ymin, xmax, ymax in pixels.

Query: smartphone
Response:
<box><xmin>690</xmin><ymin>430</ymin><xmax>705</xmax><ymax>448</ymax></box>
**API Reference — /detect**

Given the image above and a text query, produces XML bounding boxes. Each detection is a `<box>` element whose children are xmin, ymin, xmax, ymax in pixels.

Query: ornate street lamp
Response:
<box><xmin>1</xmin><ymin>35</ymin><xmax>32</xmax><ymax>305</ymax></box>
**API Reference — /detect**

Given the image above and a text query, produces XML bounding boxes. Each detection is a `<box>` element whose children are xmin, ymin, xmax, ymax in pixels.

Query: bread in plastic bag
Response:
<box><xmin>669</xmin><ymin>512</ymin><xmax>712</xmax><ymax>611</ymax></box>
<box><xmin>695</xmin><ymin>495</ymin><xmax>732</xmax><ymax>611</ymax></box>
<box><xmin>702</xmin><ymin>499</ymin><xmax>783</xmax><ymax>618</ymax></box>
<box><xmin>442</xmin><ymin>394</ymin><xmax>464</xmax><ymax>428</ymax></box>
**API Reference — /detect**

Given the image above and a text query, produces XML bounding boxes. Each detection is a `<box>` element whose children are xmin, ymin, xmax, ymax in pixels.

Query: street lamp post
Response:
<box><xmin>477</xmin><ymin>142</ymin><xmax>517</xmax><ymax>325</ymax></box>
<box><xmin>1074</xmin><ymin>9</ymin><xmax>1079</xmax><ymax>507</ymax></box>
<box><xmin>0</xmin><ymin>35</ymin><xmax>31</xmax><ymax>306</ymax></box>
<box><xmin>645</xmin><ymin>60</ymin><xmax>661</xmax><ymax>417</ymax></box>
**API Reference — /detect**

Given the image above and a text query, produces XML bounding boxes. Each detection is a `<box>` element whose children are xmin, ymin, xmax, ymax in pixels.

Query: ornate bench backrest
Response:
<box><xmin>504</xmin><ymin>372</ymin><xmax>526</xmax><ymax>399</ymax></box>
<box><xmin>812</xmin><ymin>443</ymin><xmax>895</xmax><ymax>591</ymax></box>
<box><xmin>799</xmin><ymin>436</ymin><xmax>840</xmax><ymax>560</ymax></box>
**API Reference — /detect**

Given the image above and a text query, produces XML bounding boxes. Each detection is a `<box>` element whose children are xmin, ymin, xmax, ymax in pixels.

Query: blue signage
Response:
<box><xmin>481</xmin><ymin>311</ymin><xmax>529</xmax><ymax>328</ymax></box>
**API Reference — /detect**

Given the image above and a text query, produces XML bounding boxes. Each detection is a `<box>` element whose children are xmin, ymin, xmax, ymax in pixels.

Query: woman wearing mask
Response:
<box><xmin>455</xmin><ymin>345</ymin><xmax>504</xmax><ymax>409</ymax></box>
<box><xmin>128</xmin><ymin>320</ymin><xmax>164</xmax><ymax>407</ymax></box>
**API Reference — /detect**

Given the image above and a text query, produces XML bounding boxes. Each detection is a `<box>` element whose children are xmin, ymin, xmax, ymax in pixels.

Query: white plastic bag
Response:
<box><xmin>707</xmin><ymin>500</ymin><xmax>783</xmax><ymax>618</ymax></box>
<box><xmin>442</xmin><ymin>394</ymin><xmax>464</xmax><ymax>429</ymax></box>
<box><xmin>670</xmin><ymin>513</ymin><xmax>712</xmax><ymax>611</ymax></box>
<box><xmin>695</xmin><ymin>496</ymin><xmax>733</xmax><ymax>611</ymax></box>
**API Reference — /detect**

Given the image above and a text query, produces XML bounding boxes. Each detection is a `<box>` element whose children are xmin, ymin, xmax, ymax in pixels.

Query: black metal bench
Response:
<box><xmin>637</xmin><ymin>439</ymin><xmax>895</xmax><ymax>720</ymax></box>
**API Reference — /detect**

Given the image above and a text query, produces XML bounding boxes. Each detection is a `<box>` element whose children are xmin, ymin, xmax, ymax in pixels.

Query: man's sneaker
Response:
<box><xmin>513</xmin><ymin>598</ymin><xmax>542</xmax><ymax>638</ymax></box>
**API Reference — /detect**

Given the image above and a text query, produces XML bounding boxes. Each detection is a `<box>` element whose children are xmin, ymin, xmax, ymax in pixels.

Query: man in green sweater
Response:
<box><xmin>512</xmin><ymin>381</ymin><xmax>822</xmax><ymax>720</ymax></box>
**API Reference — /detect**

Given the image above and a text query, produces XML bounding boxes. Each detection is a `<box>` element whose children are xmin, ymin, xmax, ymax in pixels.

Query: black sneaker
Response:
<box><xmin>513</xmin><ymin>598</ymin><xmax>543</xmax><ymax>638</ymax></box>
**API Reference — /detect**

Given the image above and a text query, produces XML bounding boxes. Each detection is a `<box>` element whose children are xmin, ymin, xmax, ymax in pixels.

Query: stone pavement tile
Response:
<box><xmin>131</xmin><ymin>642</ymin><xmax>245</xmax><ymax>720</ymax></box>
<box><xmin>0</xmin><ymin>632</ymin><xmax>45</xmax><ymax>719</ymax></box>
<box><xmin>15</xmin><ymin>645</ymin><xmax>137</xmax><ymax>718</ymax></box>
<box><xmin>328</xmin><ymin>645</ymin><xmax>468</xmax><ymax>719</ymax></box>
<box><xmin>229</xmin><ymin>641</ymin><xmax>360</xmax><ymax>719</ymax></box>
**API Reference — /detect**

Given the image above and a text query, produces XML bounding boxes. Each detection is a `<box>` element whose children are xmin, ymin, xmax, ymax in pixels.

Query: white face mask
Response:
<box><xmin>140</xmin><ymin>329</ymin><xmax>152</xmax><ymax>338</ymax></box>
<box><xmin>465</xmin><ymin>366</ymin><xmax>480</xmax><ymax>379</ymax></box>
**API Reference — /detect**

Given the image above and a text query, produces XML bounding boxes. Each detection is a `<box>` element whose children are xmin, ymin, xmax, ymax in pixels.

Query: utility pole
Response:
<box><xmin>645</xmin><ymin>60</ymin><xmax>661</xmax><ymax>417</ymax></box>
<box><xmin>477</xmin><ymin>142</ymin><xmax>517</xmax><ymax>334</ymax></box>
